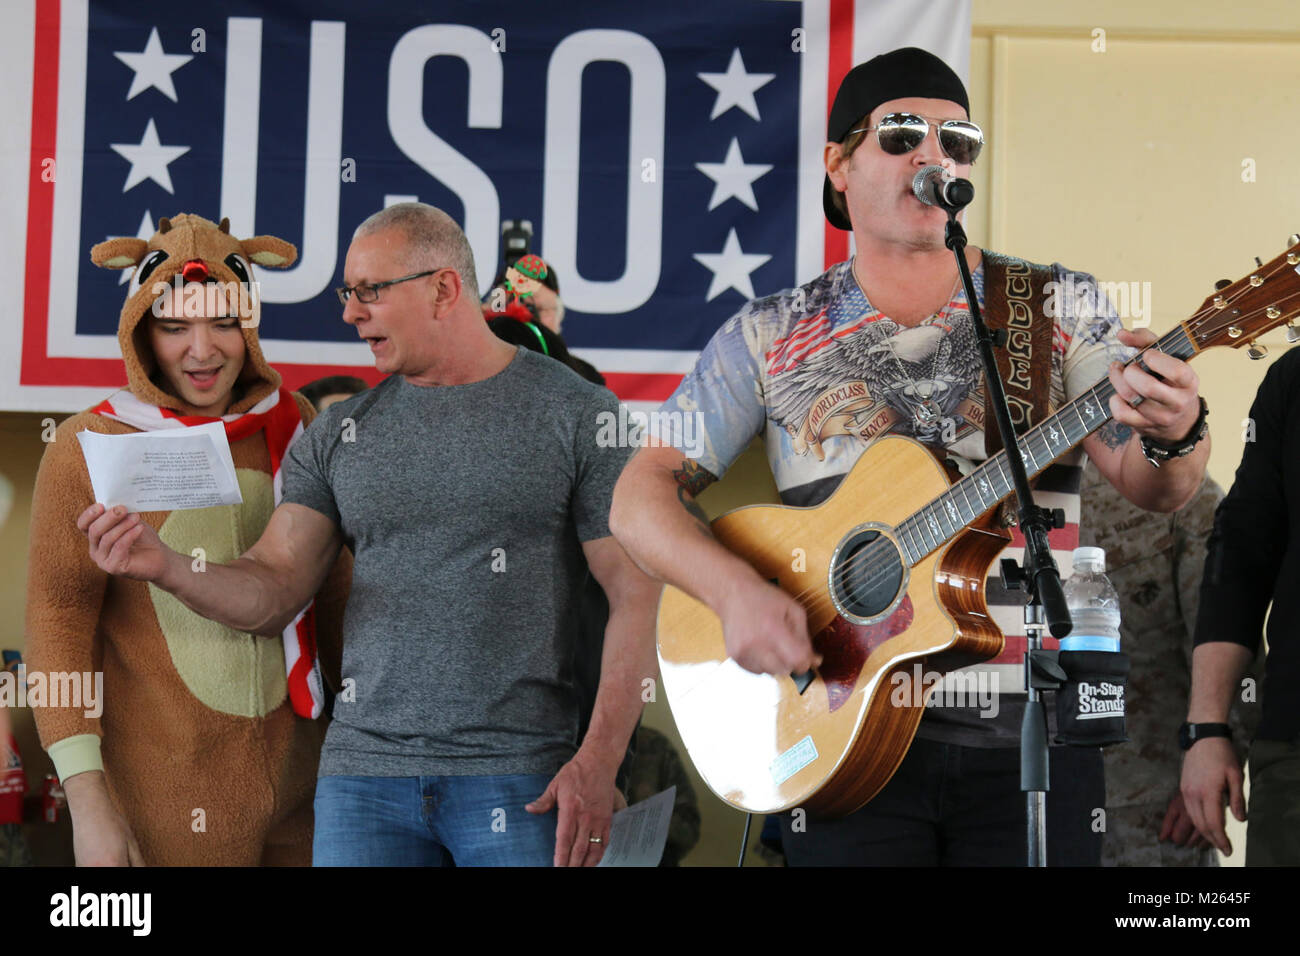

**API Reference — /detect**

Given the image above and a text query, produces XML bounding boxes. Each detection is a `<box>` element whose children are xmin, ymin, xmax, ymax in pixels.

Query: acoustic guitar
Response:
<box><xmin>658</xmin><ymin>242</ymin><xmax>1300</xmax><ymax>817</ymax></box>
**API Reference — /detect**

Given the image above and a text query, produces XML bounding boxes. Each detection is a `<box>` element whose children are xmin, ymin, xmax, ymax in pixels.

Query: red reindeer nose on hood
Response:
<box><xmin>181</xmin><ymin>259</ymin><xmax>209</xmax><ymax>283</ymax></box>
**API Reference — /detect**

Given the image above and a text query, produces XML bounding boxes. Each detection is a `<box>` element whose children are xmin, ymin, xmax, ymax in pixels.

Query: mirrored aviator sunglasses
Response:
<box><xmin>854</xmin><ymin>112</ymin><xmax>984</xmax><ymax>165</ymax></box>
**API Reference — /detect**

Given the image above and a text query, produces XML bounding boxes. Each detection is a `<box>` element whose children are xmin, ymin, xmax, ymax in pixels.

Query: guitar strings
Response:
<box><xmin>778</xmin><ymin>281</ymin><xmax>1300</xmax><ymax>618</ymax></box>
<box><xmin>796</xmin><ymin>284</ymin><xmax>1300</xmax><ymax>610</ymax></box>
<box><xmin>777</xmin><ymin>354</ymin><xmax>1139</xmax><ymax>611</ymax></box>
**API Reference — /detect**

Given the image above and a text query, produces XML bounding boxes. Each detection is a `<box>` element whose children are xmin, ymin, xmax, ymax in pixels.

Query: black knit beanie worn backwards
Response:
<box><xmin>823</xmin><ymin>47</ymin><xmax>969</xmax><ymax>230</ymax></box>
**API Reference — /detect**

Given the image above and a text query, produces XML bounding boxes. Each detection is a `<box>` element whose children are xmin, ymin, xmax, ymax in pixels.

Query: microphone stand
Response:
<box><xmin>939</xmin><ymin>199</ymin><xmax>1073</xmax><ymax>867</ymax></box>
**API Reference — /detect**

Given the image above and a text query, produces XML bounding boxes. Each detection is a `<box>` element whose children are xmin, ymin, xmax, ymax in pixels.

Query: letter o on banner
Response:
<box><xmin>542</xmin><ymin>30</ymin><xmax>666</xmax><ymax>313</ymax></box>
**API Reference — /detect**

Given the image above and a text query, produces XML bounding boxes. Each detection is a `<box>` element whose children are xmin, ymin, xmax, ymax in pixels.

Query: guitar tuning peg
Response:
<box><xmin>1287</xmin><ymin>323</ymin><xmax>1300</xmax><ymax>343</ymax></box>
<box><xmin>1214</xmin><ymin>278</ymin><xmax>1232</xmax><ymax>291</ymax></box>
<box><xmin>1255</xmin><ymin>256</ymin><xmax>1264</xmax><ymax>267</ymax></box>
<box><xmin>1249</xmin><ymin>343</ymin><xmax>1269</xmax><ymax>360</ymax></box>
<box><xmin>1290</xmin><ymin>234</ymin><xmax>1300</xmax><ymax>248</ymax></box>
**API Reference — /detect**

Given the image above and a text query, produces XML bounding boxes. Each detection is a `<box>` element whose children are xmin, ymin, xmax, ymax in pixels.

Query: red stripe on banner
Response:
<box><xmin>823</xmin><ymin>0</ymin><xmax>853</xmax><ymax>270</ymax></box>
<box><xmin>20</xmin><ymin>0</ymin><xmax>61</xmax><ymax>387</ymax></box>
<box><xmin>601</xmin><ymin>371</ymin><xmax>683</xmax><ymax>404</ymax></box>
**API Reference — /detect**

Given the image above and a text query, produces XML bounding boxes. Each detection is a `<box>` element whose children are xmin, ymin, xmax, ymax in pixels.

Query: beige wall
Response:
<box><xmin>5</xmin><ymin>0</ymin><xmax>1293</xmax><ymax>865</ymax></box>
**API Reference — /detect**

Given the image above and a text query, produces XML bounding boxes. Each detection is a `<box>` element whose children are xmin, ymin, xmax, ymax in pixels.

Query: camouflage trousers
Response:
<box><xmin>1101</xmin><ymin>803</ymin><xmax>1217</xmax><ymax>867</ymax></box>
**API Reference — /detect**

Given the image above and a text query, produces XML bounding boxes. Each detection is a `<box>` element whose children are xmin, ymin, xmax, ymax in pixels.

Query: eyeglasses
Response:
<box><xmin>849</xmin><ymin>113</ymin><xmax>983</xmax><ymax>166</ymax></box>
<box><xmin>335</xmin><ymin>269</ymin><xmax>440</xmax><ymax>305</ymax></box>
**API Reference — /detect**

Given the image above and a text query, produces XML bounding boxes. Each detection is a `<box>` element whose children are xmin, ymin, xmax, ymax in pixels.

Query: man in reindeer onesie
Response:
<box><xmin>25</xmin><ymin>213</ymin><xmax>348</xmax><ymax>865</ymax></box>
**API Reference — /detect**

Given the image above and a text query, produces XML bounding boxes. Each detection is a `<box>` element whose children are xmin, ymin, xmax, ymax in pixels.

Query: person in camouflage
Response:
<box><xmin>1079</xmin><ymin>460</ymin><xmax>1260</xmax><ymax>866</ymax></box>
<box><xmin>622</xmin><ymin>726</ymin><xmax>701</xmax><ymax>866</ymax></box>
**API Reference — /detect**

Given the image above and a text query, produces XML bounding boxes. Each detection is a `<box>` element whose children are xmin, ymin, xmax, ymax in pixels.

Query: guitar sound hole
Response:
<box><xmin>832</xmin><ymin>529</ymin><xmax>904</xmax><ymax>621</ymax></box>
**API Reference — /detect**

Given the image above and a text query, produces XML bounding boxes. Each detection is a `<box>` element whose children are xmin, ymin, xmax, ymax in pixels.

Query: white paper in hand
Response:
<box><xmin>596</xmin><ymin>785</ymin><xmax>676</xmax><ymax>867</ymax></box>
<box><xmin>76</xmin><ymin>422</ymin><xmax>243</xmax><ymax>512</ymax></box>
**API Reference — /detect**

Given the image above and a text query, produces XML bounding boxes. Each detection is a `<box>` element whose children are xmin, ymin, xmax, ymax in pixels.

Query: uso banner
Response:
<box><xmin>3</xmin><ymin>0</ymin><xmax>968</xmax><ymax>412</ymax></box>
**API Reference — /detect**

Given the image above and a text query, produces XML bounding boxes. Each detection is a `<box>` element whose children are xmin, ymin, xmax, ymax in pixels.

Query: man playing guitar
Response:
<box><xmin>610</xmin><ymin>47</ymin><xmax>1209</xmax><ymax>865</ymax></box>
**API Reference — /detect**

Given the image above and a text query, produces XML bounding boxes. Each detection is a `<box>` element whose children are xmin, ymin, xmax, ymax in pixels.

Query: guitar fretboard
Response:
<box><xmin>894</xmin><ymin>325</ymin><xmax>1197</xmax><ymax>566</ymax></box>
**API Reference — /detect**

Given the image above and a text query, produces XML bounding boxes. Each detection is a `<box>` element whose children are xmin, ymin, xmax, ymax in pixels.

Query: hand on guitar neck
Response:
<box><xmin>1091</xmin><ymin>326</ymin><xmax>1210</xmax><ymax>514</ymax></box>
<box><xmin>610</xmin><ymin>443</ymin><xmax>822</xmax><ymax>676</ymax></box>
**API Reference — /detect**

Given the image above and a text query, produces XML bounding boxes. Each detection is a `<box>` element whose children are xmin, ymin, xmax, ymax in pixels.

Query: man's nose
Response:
<box><xmin>912</xmin><ymin>122</ymin><xmax>946</xmax><ymax>166</ymax></box>
<box><xmin>342</xmin><ymin>294</ymin><xmax>366</xmax><ymax>326</ymax></box>
<box><xmin>187</xmin><ymin>323</ymin><xmax>217</xmax><ymax>361</ymax></box>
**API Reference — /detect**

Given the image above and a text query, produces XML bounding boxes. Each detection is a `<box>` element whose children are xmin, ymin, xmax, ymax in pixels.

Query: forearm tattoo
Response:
<box><xmin>1095</xmin><ymin>420</ymin><xmax>1134</xmax><ymax>451</ymax></box>
<box><xmin>672</xmin><ymin>460</ymin><xmax>717</xmax><ymax>529</ymax></box>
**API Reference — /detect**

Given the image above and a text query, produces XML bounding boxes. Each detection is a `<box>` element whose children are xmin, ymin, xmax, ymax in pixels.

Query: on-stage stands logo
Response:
<box><xmin>1076</xmin><ymin>680</ymin><xmax>1125</xmax><ymax>719</ymax></box>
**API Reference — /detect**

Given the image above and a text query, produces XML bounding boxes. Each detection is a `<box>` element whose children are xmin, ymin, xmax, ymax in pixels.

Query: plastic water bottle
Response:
<box><xmin>1060</xmin><ymin>546</ymin><xmax>1121</xmax><ymax>652</ymax></box>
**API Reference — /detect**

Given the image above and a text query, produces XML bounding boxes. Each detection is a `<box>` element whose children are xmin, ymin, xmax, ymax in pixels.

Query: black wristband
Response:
<box><xmin>1178</xmin><ymin>721</ymin><xmax>1231</xmax><ymax>751</ymax></box>
<box><xmin>1141</xmin><ymin>396</ymin><xmax>1209</xmax><ymax>467</ymax></box>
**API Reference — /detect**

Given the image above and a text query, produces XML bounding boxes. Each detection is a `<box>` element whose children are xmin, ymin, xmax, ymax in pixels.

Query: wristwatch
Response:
<box><xmin>1141</xmin><ymin>396</ymin><xmax>1209</xmax><ymax>468</ymax></box>
<box><xmin>1178</xmin><ymin>721</ymin><xmax>1231</xmax><ymax>751</ymax></box>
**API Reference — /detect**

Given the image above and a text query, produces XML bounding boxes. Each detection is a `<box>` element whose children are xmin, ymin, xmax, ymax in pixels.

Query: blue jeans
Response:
<box><xmin>312</xmin><ymin>773</ymin><xmax>558</xmax><ymax>866</ymax></box>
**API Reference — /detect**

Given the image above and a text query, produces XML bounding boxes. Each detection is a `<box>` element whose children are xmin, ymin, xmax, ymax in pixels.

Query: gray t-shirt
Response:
<box><xmin>282</xmin><ymin>347</ymin><xmax>630</xmax><ymax>777</ymax></box>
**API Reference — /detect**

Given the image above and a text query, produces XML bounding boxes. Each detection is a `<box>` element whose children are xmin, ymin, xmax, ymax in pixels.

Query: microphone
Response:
<box><xmin>912</xmin><ymin>165</ymin><xmax>974</xmax><ymax>210</ymax></box>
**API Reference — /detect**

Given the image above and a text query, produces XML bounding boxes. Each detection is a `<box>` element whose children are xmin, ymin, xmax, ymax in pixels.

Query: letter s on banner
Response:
<box><xmin>542</xmin><ymin>30</ymin><xmax>665</xmax><ymax>313</ymax></box>
<box><xmin>389</xmin><ymin>25</ymin><xmax>502</xmax><ymax>297</ymax></box>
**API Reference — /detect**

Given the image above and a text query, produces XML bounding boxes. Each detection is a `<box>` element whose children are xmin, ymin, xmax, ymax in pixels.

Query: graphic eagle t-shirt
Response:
<box><xmin>656</xmin><ymin>256</ymin><xmax>1134</xmax><ymax>747</ymax></box>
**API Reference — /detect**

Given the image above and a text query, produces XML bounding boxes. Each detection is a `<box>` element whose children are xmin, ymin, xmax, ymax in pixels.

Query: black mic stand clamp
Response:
<box><xmin>941</xmin><ymin>208</ymin><xmax>1074</xmax><ymax>868</ymax></box>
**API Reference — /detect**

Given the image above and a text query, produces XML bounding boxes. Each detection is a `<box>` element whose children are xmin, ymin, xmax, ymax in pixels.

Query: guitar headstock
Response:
<box><xmin>1187</xmin><ymin>237</ymin><xmax>1300</xmax><ymax>353</ymax></box>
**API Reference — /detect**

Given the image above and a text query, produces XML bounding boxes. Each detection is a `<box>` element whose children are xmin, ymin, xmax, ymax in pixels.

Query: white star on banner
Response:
<box><xmin>115</xmin><ymin>210</ymin><xmax>155</xmax><ymax>284</ymax></box>
<box><xmin>694</xmin><ymin>228</ymin><xmax>771</xmax><ymax>302</ymax></box>
<box><xmin>697</xmin><ymin>49</ymin><xmax>774</xmax><ymax>121</ymax></box>
<box><xmin>110</xmin><ymin>119</ymin><xmax>190</xmax><ymax>194</ymax></box>
<box><xmin>113</xmin><ymin>27</ymin><xmax>193</xmax><ymax>102</ymax></box>
<box><xmin>695</xmin><ymin>138</ymin><xmax>773</xmax><ymax>211</ymax></box>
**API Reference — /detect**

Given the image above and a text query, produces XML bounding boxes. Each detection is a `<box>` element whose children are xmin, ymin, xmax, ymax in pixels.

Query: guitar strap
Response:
<box><xmin>979</xmin><ymin>251</ymin><xmax>1056</xmax><ymax>457</ymax></box>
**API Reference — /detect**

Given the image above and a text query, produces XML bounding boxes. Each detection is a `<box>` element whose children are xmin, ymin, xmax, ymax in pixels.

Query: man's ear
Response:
<box><xmin>824</xmin><ymin>142</ymin><xmax>850</xmax><ymax>192</ymax></box>
<box><xmin>430</xmin><ymin>267</ymin><xmax>464</xmax><ymax>316</ymax></box>
<box><xmin>90</xmin><ymin>237</ymin><xmax>149</xmax><ymax>269</ymax></box>
<box><xmin>239</xmin><ymin>235</ymin><xmax>298</xmax><ymax>269</ymax></box>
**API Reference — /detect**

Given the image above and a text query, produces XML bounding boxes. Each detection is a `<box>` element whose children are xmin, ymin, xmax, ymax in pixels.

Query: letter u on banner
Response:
<box><xmin>220</xmin><ymin>18</ymin><xmax>345</xmax><ymax>301</ymax></box>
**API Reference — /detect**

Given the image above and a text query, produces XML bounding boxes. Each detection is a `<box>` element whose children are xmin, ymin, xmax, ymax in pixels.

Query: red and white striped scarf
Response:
<box><xmin>92</xmin><ymin>387</ymin><xmax>324</xmax><ymax>719</ymax></box>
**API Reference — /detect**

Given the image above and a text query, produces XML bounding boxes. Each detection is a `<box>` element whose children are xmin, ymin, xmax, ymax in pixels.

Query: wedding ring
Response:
<box><xmin>588</xmin><ymin>835</ymin><xmax>604</xmax><ymax>844</ymax></box>
<box><xmin>1129</xmin><ymin>394</ymin><xmax>1145</xmax><ymax>408</ymax></box>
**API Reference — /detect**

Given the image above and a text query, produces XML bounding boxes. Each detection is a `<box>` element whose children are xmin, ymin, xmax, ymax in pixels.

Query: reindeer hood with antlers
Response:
<box><xmin>89</xmin><ymin>213</ymin><xmax>297</xmax><ymax>412</ymax></box>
